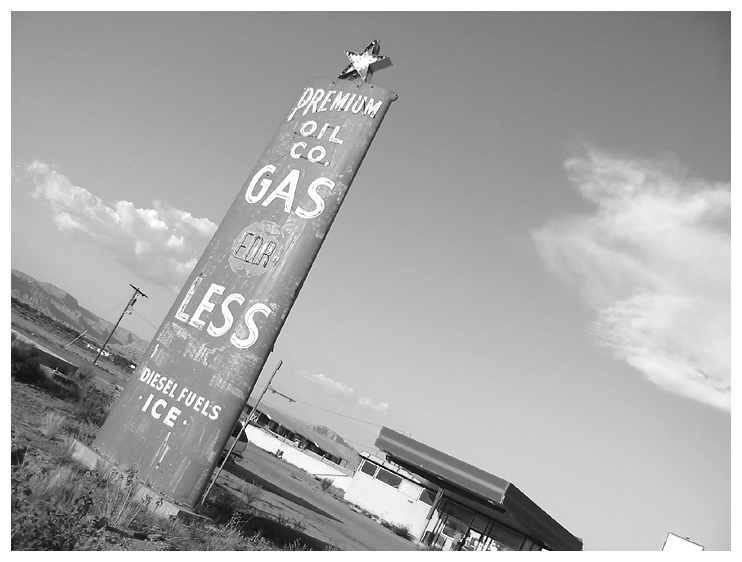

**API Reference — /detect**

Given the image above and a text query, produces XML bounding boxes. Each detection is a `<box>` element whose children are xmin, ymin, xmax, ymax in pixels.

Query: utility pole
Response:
<box><xmin>199</xmin><ymin>359</ymin><xmax>283</xmax><ymax>508</ymax></box>
<box><xmin>93</xmin><ymin>284</ymin><xmax>147</xmax><ymax>366</ymax></box>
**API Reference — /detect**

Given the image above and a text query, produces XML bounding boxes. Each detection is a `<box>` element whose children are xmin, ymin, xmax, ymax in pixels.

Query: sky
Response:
<box><xmin>10</xmin><ymin>9</ymin><xmax>731</xmax><ymax>551</ymax></box>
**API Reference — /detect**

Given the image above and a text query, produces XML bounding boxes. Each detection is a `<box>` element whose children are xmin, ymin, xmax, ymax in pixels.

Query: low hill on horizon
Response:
<box><xmin>312</xmin><ymin>424</ymin><xmax>361</xmax><ymax>469</ymax></box>
<box><xmin>11</xmin><ymin>269</ymin><xmax>149</xmax><ymax>361</ymax></box>
<box><xmin>12</xmin><ymin>269</ymin><xmax>363</xmax><ymax>466</ymax></box>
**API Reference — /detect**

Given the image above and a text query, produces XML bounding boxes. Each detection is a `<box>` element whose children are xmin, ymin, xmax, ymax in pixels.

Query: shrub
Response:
<box><xmin>285</xmin><ymin>539</ymin><xmax>313</xmax><ymax>551</ymax></box>
<box><xmin>238</xmin><ymin>481</ymin><xmax>264</xmax><ymax>508</ymax></box>
<box><xmin>201</xmin><ymin>482</ymin><xmax>263</xmax><ymax>523</ymax></box>
<box><xmin>11</xmin><ymin>340</ymin><xmax>45</xmax><ymax>385</ymax></box>
<box><xmin>40</xmin><ymin>412</ymin><xmax>66</xmax><ymax>440</ymax></box>
<box><xmin>62</xmin><ymin>418</ymin><xmax>99</xmax><ymax>446</ymax></box>
<box><xmin>74</xmin><ymin>387</ymin><xmax>113</xmax><ymax>426</ymax></box>
<box><xmin>95</xmin><ymin>466</ymin><xmax>149</xmax><ymax>529</ymax></box>
<box><xmin>71</xmin><ymin>361</ymin><xmax>95</xmax><ymax>384</ymax></box>
<box><xmin>11</xmin><ymin>459</ymin><xmax>98</xmax><ymax>550</ymax></box>
<box><xmin>71</xmin><ymin>362</ymin><xmax>113</xmax><ymax>427</ymax></box>
<box><xmin>188</xmin><ymin>514</ymin><xmax>263</xmax><ymax>551</ymax></box>
<box><xmin>317</xmin><ymin>477</ymin><xmax>344</xmax><ymax>499</ymax></box>
<box><xmin>391</xmin><ymin>522</ymin><xmax>411</xmax><ymax>539</ymax></box>
<box><xmin>207</xmin><ymin>485</ymin><xmax>244</xmax><ymax>516</ymax></box>
<box><xmin>276</xmin><ymin>513</ymin><xmax>306</xmax><ymax>533</ymax></box>
<box><xmin>328</xmin><ymin>486</ymin><xmax>345</xmax><ymax>500</ymax></box>
<box><xmin>10</xmin><ymin>341</ymin><xmax>75</xmax><ymax>398</ymax></box>
<box><xmin>11</xmin><ymin>362</ymin><xmax>290</xmax><ymax>551</ymax></box>
<box><xmin>13</xmin><ymin>459</ymin><xmax>165</xmax><ymax>550</ymax></box>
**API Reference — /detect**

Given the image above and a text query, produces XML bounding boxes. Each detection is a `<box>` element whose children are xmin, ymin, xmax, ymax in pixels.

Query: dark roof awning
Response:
<box><xmin>375</xmin><ymin>426</ymin><xmax>582</xmax><ymax>551</ymax></box>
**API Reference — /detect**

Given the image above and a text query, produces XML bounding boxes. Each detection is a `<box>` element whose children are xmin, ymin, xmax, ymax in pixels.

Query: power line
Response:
<box><xmin>336</xmin><ymin>435</ymin><xmax>379</xmax><ymax>451</ymax></box>
<box><xmin>247</xmin><ymin>382</ymin><xmax>383</xmax><ymax>451</ymax></box>
<box><xmin>260</xmin><ymin>391</ymin><xmax>383</xmax><ymax>428</ymax></box>
<box><xmin>261</xmin><ymin>399</ymin><xmax>380</xmax><ymax>452</ymax></box>
<box><xmin>130</xmin><ymin>308</ymin><xmax>160</xmax><ymax>331</ymax></box>
<box><xmin>101</xmin><ymin>296</ymin><xmax>131</xmax><ymax>318</ymax></box>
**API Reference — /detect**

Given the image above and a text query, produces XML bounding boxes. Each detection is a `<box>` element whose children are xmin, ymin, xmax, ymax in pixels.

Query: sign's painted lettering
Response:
<box><xmin>174</xmin><ymin>280</ymin><xmax>273</xmax><ymax>350</ymax></box>
<box><xmin>245</xmin><ymin>165</ymin><xmax>335</xmax><ymax>219</ymax></box>
<box><xmin>229</xmin><ymin>221</ymin><xmax>283</xmax><ymax>277</ymax></box>
<box><xmin>138</xmin><ymin>366</ymin><xmax>223</xmax><ymax>425</ymax></box>
<box><xmin>286</xmin><ymin>87</ymin><xmax>385</xmax><ymax>121</ymax></box>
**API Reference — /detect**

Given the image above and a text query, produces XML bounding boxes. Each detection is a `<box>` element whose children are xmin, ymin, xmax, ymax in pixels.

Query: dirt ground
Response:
<box><xmin>218</xmin><ymin>444</ymin><xmax>420</xmax><ymax>551</ymax></box>
<box><xmin>10</xmin><ymin>308</ymin><xmax>421</xmax><ymax>551</ymax></box>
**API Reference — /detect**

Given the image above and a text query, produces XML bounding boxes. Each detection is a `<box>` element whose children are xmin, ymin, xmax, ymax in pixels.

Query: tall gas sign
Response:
<box><xmin>93</xmin><ymin>42</ymin><xmax>396</xmax><ymax>508</ymax></box>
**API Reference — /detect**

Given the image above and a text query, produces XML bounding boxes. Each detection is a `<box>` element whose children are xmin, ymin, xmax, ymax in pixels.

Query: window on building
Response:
<box><xmin>482</xmin><ymin>536</ymin><xmax>517</xmax><ymax>551</ymax></box>
<box><xmin>441</xmin><ymin>500</ymin><xmax>475</xmax><ymax>527</ymax></box>
<box><xmin>471</xmin><ymin>514</ymin><xmax>489</xmax><ymax>533</ymax></box>
<box><xmin>419</xmin><ymin>488</ymin><xmax>436</xmax><ymax>506</ymax></box>
<box><xmin>375</xmin><ymin>467</ymin><xmax>403</xmax><ymax>488</ymax></box>
<box><xmin>462</xmin><ymin>529</ymin><xmax>483</xmax><ymax>551</ymax></box>
<box><xmin>359</xmin><ymin>459</ymin><xmax>378</xmax><ymax>477</ymax></box>
<box><xmin>488</xmin><ymin>521</ymin><xmax>524</xmax><ymax>551</ymax></box>
<box><xmin>440</xmin><ymin>515</ymin><xmax>467</xmax><ymax>539</ymax></box>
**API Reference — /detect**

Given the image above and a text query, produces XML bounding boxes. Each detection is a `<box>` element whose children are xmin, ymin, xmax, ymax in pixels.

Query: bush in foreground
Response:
<box><xmin>10</xmin><ymin>344</ymin><xmax>322</xmax><ymax>551</ymax></box>
<box><xmin>317</xmin><ymin>477</ymin><xmax>345</xmax><ymax>500</ymax></box>
<box><xmin>10</xmin><ymin>340</ymin><xmax>76</xmax><ymax>398</ymax></box>
<box><xmin>70</xmin><ymin>362</ymin><xmax>113</xmax><ymax>427</ymax></box>
<box><xmin>11</xmin><ymin>450</ymin><xmax>278</xmax><ymax>551</ymax></box>
<box><xmin>11</xmin><ymin>340</ymin><xmax>47</xmax><ymax>386</ymax></box>
<box><xmin>380</xmin><ymin>520</ymin><xmax>412</xmax><ymax>541</ymax></box>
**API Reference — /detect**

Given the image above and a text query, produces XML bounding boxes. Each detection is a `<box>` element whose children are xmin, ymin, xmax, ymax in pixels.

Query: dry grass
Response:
<box><xmin>381</xmin><ymin>520</ymin><xmax>412</xmax><ymax>540</ymax></box>
<box><xmin>10</xmin><ymin>338</ymin><xmax>328</xmax><ymax>551</ymax></box>
<box><xmin>187</xmin><ymin>514</ymin><xmax>267</xmax><ymax>551</ymax></box>
<box><xmin>95</xmin><ymin>466</ymin><xmax>150</xmax><ymax>529</ymax></box>
<box><xmin>235</xmin><ymin>480</ymin><xmax>264</xmax><ymax>507</ymax></box>
<box><xmin>40</xmin><ymin>412</ymin><xmax>66</xmax><ymax>440</ymax></box>
<box><xmin>11</xmin><ymin>444</ymin><xmax>281</xmax><ymax>551</ymax></box>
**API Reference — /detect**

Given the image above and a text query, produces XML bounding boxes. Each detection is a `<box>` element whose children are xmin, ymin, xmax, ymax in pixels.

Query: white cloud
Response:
<box><xmin>533</xmin><ymin>148</ymin><xmax>730</xmax><ymax>412</ymax></box>
<box><xmin>25</xmin><ymin>160</ymin><xmax>217</xmax><ymax>291</ymax></box>
<box><xmin>301</xmin><ymin>372</ymin><xmax>390</xmax><ymax>413</ymax></box>
<box><xmin>357</xmin><ymin>397</ymin><xmax>390</xmax><ymax>413</ymax></box>
<box><xmin>306</xmin><ymin>373</ymin><xmax>355</xmax><ymax>396</ymax></box>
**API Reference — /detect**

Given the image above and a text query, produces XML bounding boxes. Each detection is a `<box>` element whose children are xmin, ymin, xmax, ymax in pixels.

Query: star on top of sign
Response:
<box><xmin>338</xmin><ymin>40</ymin><xmax>392</xmax><ymax>82</ymax></box>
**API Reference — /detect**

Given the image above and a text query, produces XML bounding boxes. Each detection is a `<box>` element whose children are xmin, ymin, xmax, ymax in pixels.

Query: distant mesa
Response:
<box><xmin>312</xmin><ymin>424</ymin><xmax>360</xmax><ymax>468</ymax></box>
<box><xmin>313</xmin><ymin>424</ymin><xmax>355</xmax><ymax>450</ymax></box>
<box><xmin>10</xmin><ymin>269</ymin><xmax>149</xmax><ymax>361</ymax></box>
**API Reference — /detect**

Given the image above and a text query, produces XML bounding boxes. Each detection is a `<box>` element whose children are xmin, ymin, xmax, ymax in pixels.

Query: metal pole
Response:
<box><xmin>93</xmin><ymin>285</ymin><xmax>147</xmax><ymax>366</ymax></box>
<box><xmin>199</xmin><ymin>359</ymin><xmax>282</xmax><ymax>507</ymax></box>
<box><xmin>420</xmin><ymin>487</ymin><xmax>446</xmax><ymax>542</ymax></box>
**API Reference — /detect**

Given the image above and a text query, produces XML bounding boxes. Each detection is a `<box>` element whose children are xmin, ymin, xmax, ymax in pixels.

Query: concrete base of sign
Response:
<box><xmin>69</xmin><ymin>440</ymin><xmax>204</xmax><ymax>522</ymax></box>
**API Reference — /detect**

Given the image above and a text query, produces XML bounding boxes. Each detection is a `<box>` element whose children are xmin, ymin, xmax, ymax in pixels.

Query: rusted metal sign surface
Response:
<box><xmin>93</xmin><ymin>75</ymin><xmax>397</xmax><ymax>507</ymax></box>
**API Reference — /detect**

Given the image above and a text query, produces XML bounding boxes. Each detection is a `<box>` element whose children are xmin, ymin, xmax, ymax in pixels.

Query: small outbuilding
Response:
<box><xmin>344</xmin><ymin>426</ymin><xmax>582</xmax><ymax>551</ymax></box>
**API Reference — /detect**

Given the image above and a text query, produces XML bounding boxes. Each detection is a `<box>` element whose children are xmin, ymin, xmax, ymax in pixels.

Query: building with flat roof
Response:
<box><xmin>221</xmin><ymin>398</ymin><xmax>359</xmax><ymax>492</ymax></box>
<box><xmin>344</xmin><ymin>426</ymin><xmax>582</xmax><ymax>551</ymax></box>
<box><xmin>243</xmin><ymin>398</ymin><xmax>356</xmax><ymax>468</ymax></box>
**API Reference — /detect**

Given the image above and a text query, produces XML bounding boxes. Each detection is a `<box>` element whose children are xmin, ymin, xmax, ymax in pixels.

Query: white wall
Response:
<box><xmin>344</xmin><ymin>470</ymin><xmax>431</xmax><ymax>538</ymax></box>
<box><xmin>244</xmin><ymin>426</ymin><xmax>354</xmax><ymax>492</ymax></box>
